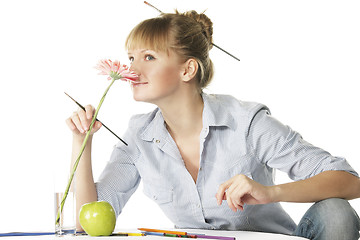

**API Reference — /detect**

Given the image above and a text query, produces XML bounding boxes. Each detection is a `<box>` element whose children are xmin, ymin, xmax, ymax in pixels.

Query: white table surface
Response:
<box><xmin>0</xmin><ymin>229</ymin><xmax>307</xmax><ymax>240</ymax></box>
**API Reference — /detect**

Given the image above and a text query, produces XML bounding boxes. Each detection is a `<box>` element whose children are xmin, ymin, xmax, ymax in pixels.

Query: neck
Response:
<box><xmin>158</xmin><ymin>91</ymin><xmax>204</xmax><ymax>138</ymax></box>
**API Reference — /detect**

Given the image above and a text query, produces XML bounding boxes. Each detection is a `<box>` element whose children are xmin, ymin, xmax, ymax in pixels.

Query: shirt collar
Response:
<box><xmin>201</xmin><ymin>93</ymin><xmax>237</xmax><ymax>130</ymax></box>
<box><xmin>139</xmin><ymin>108</ymin><xmax>167</xmax><ymax>142</ymax></box>
<box><xmin>139</xmin><ymin>93</ymin><xmax>237</xmax><ymax>142</ymax></box>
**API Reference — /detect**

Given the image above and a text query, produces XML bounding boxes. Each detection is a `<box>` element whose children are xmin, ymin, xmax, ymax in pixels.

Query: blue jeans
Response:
<box><xmin>293</xmin><ymin>198</ymin><xmax>360</xmax><ymax>240</ymax></box>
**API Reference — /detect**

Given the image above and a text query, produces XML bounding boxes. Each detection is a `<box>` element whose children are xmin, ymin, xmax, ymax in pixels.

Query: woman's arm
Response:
<box><xmin>70</xmin><ymin>134</ymin><xmax>98</xmax><ymax>230</ymax></box>
<box><xmin>216</xmin><ymin>170</ymin><xmax>360</xmax><ymax>212</ymax></box>
<box><xmin>66</xmin><ymin>105</ymin><xmax>102</xmax><ymax>230</ymax></box>
<box><xmin>272</xmin><ymin>170</ymin><xmax>360</xmax><ymax>202</ymax></box>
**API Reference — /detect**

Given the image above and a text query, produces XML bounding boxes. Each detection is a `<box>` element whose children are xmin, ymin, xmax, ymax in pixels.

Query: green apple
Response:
<box><xmin>79</xmin><ymin>201</ymin><xmax>116</xmax><ymax>236</ymax></box>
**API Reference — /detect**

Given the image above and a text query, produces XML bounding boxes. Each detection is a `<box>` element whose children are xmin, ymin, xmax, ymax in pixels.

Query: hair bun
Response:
<box><xmin>181</xmin><ymin>10</ymin><xmax>213</xmax><ymax>46</ymax></box>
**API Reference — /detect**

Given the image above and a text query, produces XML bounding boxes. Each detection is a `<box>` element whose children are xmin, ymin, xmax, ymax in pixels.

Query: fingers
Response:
<box><xmin>226</xmin><ymin>180</ymin><xmax>244</xmax><ymax>212</ymax></box>
<box><xmin>66</xmin><ymin>105</ymin><xmax>100</xmax><ymax>135</ymax></box>
<box><xmin>216</xmin><ymin>178</ymin><xmax>232</xmax><ymax>206</ymax></box>
<box><xmin>226</xmin><ymin>182</ymin><xmax>246</xmax><ymax>212</ymax></box>
<box><xmin>69</xmin><ymin>111</ymin><xmax>85</xmax><ymax>133</ymax></box>
<box><xmin>226</xmin><ymin>185</ymin><xmax>239</xmax><ymax>211</ymax></box>
<box><xmin>92</xmin><ymin>120</ymin><xmax>102</xmax><ymax>133</ymax></box>
<box><xmin>216</xmin><ymin>174</ymin><xmax>256</xmax><ymax>212</ymax></box>
<box><xmin>66</xmin><ymin>114</ymin><xmax>79</xmax><ymax>133</ymax></box>
<box><xmin>84</xmin><ymin>105</ymin><xmax>93</xmax><ymax>120</ymax></box>
<box><xmin>78</xmin><ymin>107</ymin><xmax>89</xmax><ymax>132</ymax></box>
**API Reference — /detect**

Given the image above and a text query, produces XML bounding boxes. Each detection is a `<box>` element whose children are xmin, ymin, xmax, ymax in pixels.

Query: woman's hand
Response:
<box><xmin>66</xmin><ymin>105</ymin><xmax>102</xmax><ymax>138</ymax></box>
<box><xmin>216</xmin><ymin>174</ymin><xmax>275</xmax><ymax>212</ymax></box>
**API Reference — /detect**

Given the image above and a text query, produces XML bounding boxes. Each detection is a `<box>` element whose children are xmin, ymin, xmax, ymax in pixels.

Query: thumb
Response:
<box><xmin>92</xmin><ymin>121</ymin><xmax>102</xmax><ymax>132</ymax></box>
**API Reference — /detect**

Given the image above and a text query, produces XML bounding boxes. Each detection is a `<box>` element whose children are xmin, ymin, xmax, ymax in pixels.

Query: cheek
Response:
<box><xmin>156</xmin><ymin>66</ymin><xmax>181</xmax><ymax>85</ymax></box>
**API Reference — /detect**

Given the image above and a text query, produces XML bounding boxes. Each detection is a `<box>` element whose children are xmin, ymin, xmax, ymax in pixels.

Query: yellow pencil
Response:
<box><xmin>128</xmin><ymin>233</ymin><xmax>145</xmax><ymax>236</ymax></box>
<box><xmin>115</xmin><ymin>232</ymin><xmax>145</xmax><ymax>236</ymax></box>
<box><xmin>138</xmin><ymin>228</ymin><xmax>187</xmax><ymax>236</ymax></box>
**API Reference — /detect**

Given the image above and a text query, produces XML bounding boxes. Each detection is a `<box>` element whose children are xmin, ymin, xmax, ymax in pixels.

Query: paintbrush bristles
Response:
<box><xmin>144</xmin><ymin>1</ymin><xmax>163</xmax><ymax>13</ymax></box>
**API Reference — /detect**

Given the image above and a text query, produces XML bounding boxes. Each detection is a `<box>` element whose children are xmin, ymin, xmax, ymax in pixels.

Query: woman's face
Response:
<box><xmin>127</xmin><ymin>48</ymin><xmax>184</xmax><ymax>104</ymax></box>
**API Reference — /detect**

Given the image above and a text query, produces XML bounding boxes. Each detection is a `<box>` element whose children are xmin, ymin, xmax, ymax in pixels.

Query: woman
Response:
<box><xmin>66</xmin><ymin>10</ymin><xmax>360</xmax><ymax>239</ymax></box>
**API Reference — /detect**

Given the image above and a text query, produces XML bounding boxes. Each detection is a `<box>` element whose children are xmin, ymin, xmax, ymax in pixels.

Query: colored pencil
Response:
<box><xmin>0</xmin><ymin>232</ymin><xmax>54</xmax><ymax>237</ymax></box>
<box><xmin>114</xmin><ymin>232</ymin><xmax>145</xmax><ymax>236</ymax></box>
<box><xmin>144</xmin><ymin>231</ymin><xmax>165</xmax><ymax>236</ymax></box>
<box><xmin>138</xmin><ymin>228</ymin><xmax>187</xmax><ymax>235</ymax></box>
<box><xmin>196</xmin><ymin>235</ymin><xmax>235</xmax><ymax>240</ymax></box>
<box><xmin>140</xmin><ymin>228</ymin><xmax>235</xmax><ymax>240</ymax></box>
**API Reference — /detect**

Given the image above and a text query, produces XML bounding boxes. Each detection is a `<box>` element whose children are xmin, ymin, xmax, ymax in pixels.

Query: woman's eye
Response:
<box><xmin>145</xmin><ymin>55</ymin><xmax>155</xmax><ymax>61</ymax></box>
<box><xmin>128</xmin><ymin>56</ymin><xmax>134</xmax><ymax>63</ymax></box>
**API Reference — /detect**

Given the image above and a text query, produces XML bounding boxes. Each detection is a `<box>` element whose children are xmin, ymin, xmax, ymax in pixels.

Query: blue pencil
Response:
<box><xmin>144</xmin><ymin>231</ymin><xmax>165</xmax><ymax>236</ymax></box>
<box><xmin>0</xmin><ymin>232</ymin><xmax>54</xmax><ymax>237</ymax></box>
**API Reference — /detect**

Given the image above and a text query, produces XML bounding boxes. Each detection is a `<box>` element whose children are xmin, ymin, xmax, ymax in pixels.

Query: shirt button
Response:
<box><xmin>155</xmin><ymin>139</ymin><xmax>160</xmax><ymax>143</ymax></box>
<box><xmin>197</xmin><ymin>204</ymin><xmax>201</xmax><ymax>208</ymax></box>
<box><xmin>153</xmin><ymin>195</ymin><xmax>157</xmax><ymax>200</ymax></box>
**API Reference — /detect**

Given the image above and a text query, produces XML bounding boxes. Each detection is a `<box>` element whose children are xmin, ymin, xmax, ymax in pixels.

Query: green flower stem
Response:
<box><xmin>56</xmin><ymin>78</ymin><xmax>116</xmax><ymax>225</ymax></box>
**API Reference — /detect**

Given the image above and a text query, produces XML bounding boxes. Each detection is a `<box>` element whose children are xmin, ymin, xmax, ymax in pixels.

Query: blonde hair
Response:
<box><xmin>125</xmin><ymin>10</ymin><xmax>214</xmax><ymax>92</ymax></box>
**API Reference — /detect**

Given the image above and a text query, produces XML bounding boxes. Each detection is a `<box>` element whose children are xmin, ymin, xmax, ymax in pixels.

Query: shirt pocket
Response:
<box><xmin>142</xmin><ymin>179</ymin><xmax>179</xmax><ymax>223</ymax></box>
<box><xmin>143</xmin><ymin>183</ymin><xmax>173</xmax><ymax>204</ymax></box>
<box><xmin>212</xmin><ymin>160</ymin><xmax>254</xmax><ymax>185</ymax></box>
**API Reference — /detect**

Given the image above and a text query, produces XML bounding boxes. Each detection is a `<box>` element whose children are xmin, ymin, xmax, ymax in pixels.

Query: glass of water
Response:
<box><xmin>54</xmin><ymin>174</ymin><xmax>76</xmax><ymax>236</ymax></box>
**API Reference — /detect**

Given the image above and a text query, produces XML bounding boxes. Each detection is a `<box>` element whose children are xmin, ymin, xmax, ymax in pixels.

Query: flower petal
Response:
<box><xmin>95</xmin><ymin>59</ymin><xmax>139</xmax><ymax>82</ymax></box>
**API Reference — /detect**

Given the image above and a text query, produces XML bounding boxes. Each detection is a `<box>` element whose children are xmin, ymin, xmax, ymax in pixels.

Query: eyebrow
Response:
<box><xmin>128</xmin><ymin>49</ymin><xmax>154</xmax><ymax>55</ymax></box>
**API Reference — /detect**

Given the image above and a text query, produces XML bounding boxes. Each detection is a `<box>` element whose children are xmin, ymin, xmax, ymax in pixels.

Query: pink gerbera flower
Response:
<box><xmin>95</xmin><ymin>59</ymin><xmax>138</xmax><ymax>82</ymax></box>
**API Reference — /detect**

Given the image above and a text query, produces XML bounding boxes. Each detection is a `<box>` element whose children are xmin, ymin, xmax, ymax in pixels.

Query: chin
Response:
<box><xmin>132</xmin><ymin>92</ymin><xmax>151</xmax><ymax>103</ymax></box>
<box><xmin>132</xmin><ymin>93</ymin><xmax>162</xmax><ymax>106</ymax></box>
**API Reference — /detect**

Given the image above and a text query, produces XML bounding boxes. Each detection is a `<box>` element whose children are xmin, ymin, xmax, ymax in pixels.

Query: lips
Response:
<box><xmin>131</xmin><ymin>82</ymin><xmax>148</xmax><ymax>86</ymax></box>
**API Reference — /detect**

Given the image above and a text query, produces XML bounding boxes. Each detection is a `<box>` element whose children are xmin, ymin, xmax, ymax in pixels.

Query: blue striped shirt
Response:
<box><xmin>96</xmin><ymin>93</ymin><xmax>358</xmax><ymax>235</ymax></box>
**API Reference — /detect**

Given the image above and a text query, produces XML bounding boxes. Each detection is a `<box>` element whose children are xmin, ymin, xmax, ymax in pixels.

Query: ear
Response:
<box><xmin>180</xmin><ymin>58</ymin><xmax>198</xmax><ymax>82</ymax></box>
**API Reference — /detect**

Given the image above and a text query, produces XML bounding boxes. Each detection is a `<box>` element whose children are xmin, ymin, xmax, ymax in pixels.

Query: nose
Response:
<box><xmin>129</xmin><ymin>62</ymin><xmax>140</xmax><ymax>76</ymax></box>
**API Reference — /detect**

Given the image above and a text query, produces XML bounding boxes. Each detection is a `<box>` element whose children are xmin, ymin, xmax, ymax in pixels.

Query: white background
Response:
<box><xmin>0</xmin><ymin>0</ymin><xmax>359</xmax><ymax>233</ymax></box>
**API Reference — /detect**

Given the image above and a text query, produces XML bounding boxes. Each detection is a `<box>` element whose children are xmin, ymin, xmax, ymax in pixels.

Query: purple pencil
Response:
<box><xmin>195</xmin><ymin>235</ymin><xmax>236</xmax><ymax>240</ymax></box>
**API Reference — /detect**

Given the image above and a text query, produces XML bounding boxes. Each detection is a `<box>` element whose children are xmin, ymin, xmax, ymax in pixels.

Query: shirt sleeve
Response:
<box><xmin>247</xmin><ymin>109</ymin><xmax>358</xmax><ymax>181</ymax></box>
<box><xmin>95</xmin><ymin>130</ymin><xmax>141</xmax><ymax>217</ymax></box>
